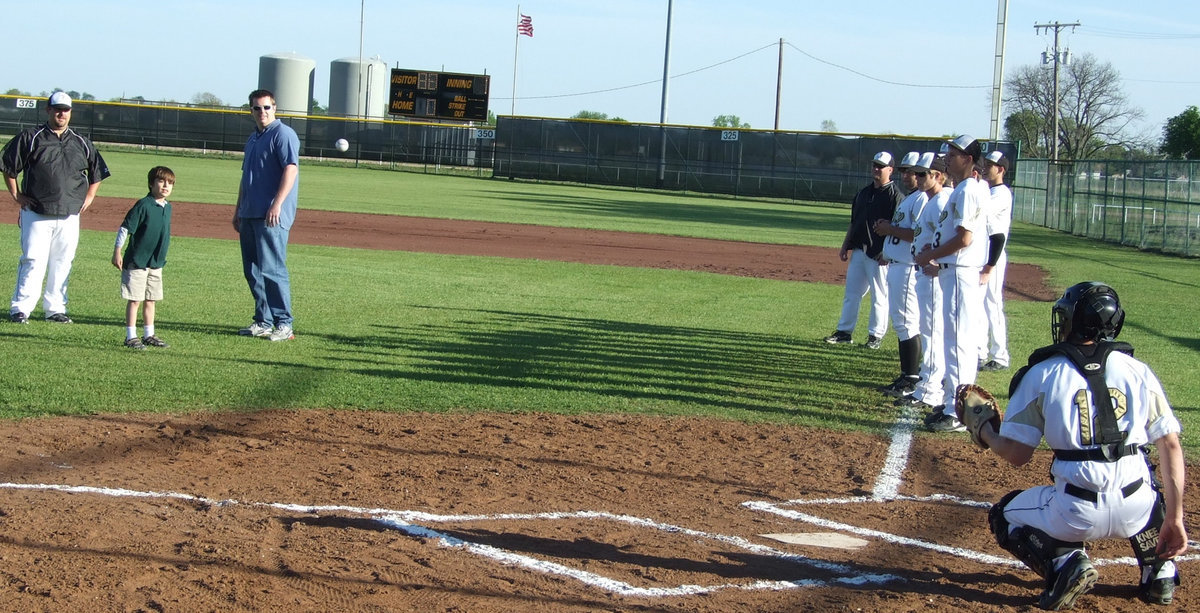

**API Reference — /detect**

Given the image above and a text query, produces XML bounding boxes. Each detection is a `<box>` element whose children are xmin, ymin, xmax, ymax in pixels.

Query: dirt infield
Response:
<box><xmin>2</xmin><ymin>197</ymin><xmax>1185</xmax><ymax>612</ymax></box>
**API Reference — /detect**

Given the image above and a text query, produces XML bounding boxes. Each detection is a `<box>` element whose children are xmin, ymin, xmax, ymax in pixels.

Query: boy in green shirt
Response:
<box><xmin>113</xmin><ymin>166</ymin><xmax>174</xmax><ymax>349</ymax></box>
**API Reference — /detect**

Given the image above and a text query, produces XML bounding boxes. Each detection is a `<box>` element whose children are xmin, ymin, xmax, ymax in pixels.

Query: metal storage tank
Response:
<box><xmin>328</xmin><ymin>56</ymin><xmax>388</xmax><ymax>118</ymax></box>
<box><xmin>258</xmin><ymin>52</ymin><xmax>316</xmax><ymax>115</ymax></box>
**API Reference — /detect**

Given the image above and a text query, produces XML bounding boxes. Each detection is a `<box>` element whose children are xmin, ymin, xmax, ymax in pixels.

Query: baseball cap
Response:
<box><xmin>898</xmin><ymin>151</ymin><xmax>920</xmax><ymax>169</ymax></box>
<box><xmin>947</xmin><ymin>134</ymin><xmax>976</xmax><ymax>152</ymax></box>
<box><xmin>919</xmin><ymin>152</ymin><xmax>948</xmax><ymax>175</ymax></box>
<box><xmin>48</xmin><ymin>91</ymin><xmax>72</xmax><ymax>108</ymax></box>
<box><xmin>984</xmin><ymin>149</ymin><xmax>1009</xmax><ymax>171</ymax></box>
<box><xmin>872</xmin><ymin>151</ymin><xmax>894</xmax><ymax>167</ymax></box>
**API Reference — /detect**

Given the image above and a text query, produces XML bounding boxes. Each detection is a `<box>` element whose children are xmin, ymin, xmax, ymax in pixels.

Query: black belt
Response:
<box><xmin>1064</xmin><ymin>478</ymin><xmax>1143</xmax><ymax>503</ymax></box>
<box><xmin>1054</xmin><ymin>443</ymin><xmax>1141</xmax><ymax>462</ymax></box>
<box><xmin>939</xmin><ymin>263</ymin><xmax>954</xmax><ymax>269</ymax></box>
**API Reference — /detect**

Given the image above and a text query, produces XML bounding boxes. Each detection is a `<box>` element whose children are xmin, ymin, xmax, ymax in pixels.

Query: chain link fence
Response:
<box><xmin>493</xmin><ymin>116</ymin><xmax>1017</xmax><ymax>203</ymax></box>
<box><xmin>1013</xmin><ymin>159</ymin><xmax>1200</xmax><ymax>257</ymax></box>
<box><xmin>0</xmin><ymin>95</ymin><xmax>496</xmax><ymax>174</ymax></box>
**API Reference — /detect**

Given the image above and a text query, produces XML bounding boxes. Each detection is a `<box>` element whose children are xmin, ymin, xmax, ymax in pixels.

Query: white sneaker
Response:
<box><xmin>239</xmin><ymin>321</ymin><xmax>272</xmax><ymax>337</ymax></box>
<box><xmin>268</xmin><ymin>324</ymin><xmax>294</xmax><ymax>342</ymax></box>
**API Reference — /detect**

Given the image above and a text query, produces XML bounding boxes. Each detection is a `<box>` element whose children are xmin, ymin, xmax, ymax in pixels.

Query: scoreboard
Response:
<box><xmin>388</xmin><ymin>69</ymin><xmax>490</xmax><ymax>122</ymax></box>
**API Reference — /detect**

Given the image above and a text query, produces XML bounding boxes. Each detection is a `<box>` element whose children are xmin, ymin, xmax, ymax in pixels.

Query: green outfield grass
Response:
<box><xmin>1</xmin><ymin>149</ymin><xmax>1196</xmax><ymax>454</ymax></box>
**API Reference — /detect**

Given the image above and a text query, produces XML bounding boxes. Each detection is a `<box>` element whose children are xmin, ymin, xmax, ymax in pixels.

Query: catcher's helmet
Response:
<box><xmin>1051</xmin><ymin>282</ymin><xmax>1125</xmax><ymax>343</ymax></box>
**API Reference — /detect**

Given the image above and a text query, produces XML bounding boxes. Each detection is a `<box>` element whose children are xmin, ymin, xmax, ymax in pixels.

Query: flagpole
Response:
<box><xmin>511</xmin><ymin>5</ymin><xmax>520</xmax><ymax>115</ymax></box>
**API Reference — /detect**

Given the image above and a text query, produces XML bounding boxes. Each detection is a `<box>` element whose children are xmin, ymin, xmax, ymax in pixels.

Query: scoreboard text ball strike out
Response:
<box><xmin>388</xmin><ymin>68</ymin><xmax>490</xmax><ymax>122</ymax></box>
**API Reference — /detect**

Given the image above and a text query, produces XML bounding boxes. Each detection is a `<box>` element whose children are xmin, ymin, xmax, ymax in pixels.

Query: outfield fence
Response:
<box><xmin>0</xmin><ymin>95</ymin><xmax>497</xmax><ymax>174</ymax></box>
<box><xmin>493</xmin><ymin>116</ymin><xmax>1017</xmax><ymax>203</ymax></box>
<box><xmin>1013</xmin><ymin>159</ymin><xmax>1200</xmax><ymax>257</ymax></box>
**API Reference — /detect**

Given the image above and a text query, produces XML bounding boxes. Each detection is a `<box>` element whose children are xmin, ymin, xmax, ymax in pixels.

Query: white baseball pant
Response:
<box><xmin>836</xmin><ymin>248</ymin><xmax>889</xmax><ymax>338</ymax></box>
<box><xmin>978</xmin><ymin>253</ymin><xmax>1010</xmax><ymax>366</ymax></box>
<box><xmin>913</xmin><ymin>267</ymin><xmax>944</xmax><ymax>405</ymax></box>
<box><xmin>937</xmin><ymin>264</ymin><xmax>983</xmax><ymax>412</ymax></box>
<box><xmin>11</xmin><ymin>208</ymin><xmax>80</xmax><ymax>317</ymax></box>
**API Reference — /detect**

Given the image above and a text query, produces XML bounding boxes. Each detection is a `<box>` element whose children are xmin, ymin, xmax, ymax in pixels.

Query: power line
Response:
<box><xmin>511</xmin><ymin>43</ymin><xmax>777</xmax><ymax>101</ymax></box>
<box><xmin>504</xmin><ymin>40</ymin><xmax>988</xmax><ymax>102</ymax></box>
<box><xmin>784</xmin><ymin>41</ymin><xmax>988</xmax><ymax>90</ymax></box>
<box><xmin>1082</xmin><ymin>26</ymin><xmax>1200</xmax><ymax>40</ymax></box>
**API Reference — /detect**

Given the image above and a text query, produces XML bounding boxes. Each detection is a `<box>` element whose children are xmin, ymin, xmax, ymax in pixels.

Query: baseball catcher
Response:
<box><xmin>968</xmin><ymin>282</ymin><xmax>1186</xmax><ymax>610</ymax></box>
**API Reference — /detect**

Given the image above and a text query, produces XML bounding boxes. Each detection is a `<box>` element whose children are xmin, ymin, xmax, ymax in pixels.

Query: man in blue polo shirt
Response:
<box><xmin>232</xmin><ymin>89</ymin><xmax>299</xmax><ymax>342</ymax></box>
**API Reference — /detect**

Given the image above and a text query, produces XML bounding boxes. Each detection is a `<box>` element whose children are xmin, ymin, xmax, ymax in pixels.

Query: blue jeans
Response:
<box><xmin>239</xmin><ymin>218</ymin><xmax>293</xmax><ymax>327</ymax></box>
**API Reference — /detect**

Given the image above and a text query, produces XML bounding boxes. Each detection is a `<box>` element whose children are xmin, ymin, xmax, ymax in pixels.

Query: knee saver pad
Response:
<box><xmin>1130</xmin><ymin>488</ymin><xmax>1168</xmax><ymax>567</ymax></box>
<box><xmin>989</xmin><ymin>490</ymin><xmax>1022</xmax><ymax>547</ymax></box>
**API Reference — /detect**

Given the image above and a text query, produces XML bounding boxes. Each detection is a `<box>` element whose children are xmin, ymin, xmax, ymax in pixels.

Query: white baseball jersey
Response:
<box><xmin>999</xmin><ymin>349</ymin><xmax>1180</xmax><ymax>542</ymax></box>
<box><xmin>985</xmin><ymin>183</ymin><xmax>1013</xmax><ymax>238</ymax></box>
<box><xmin>883</xmin><ymin>190</ymin><xmax>927</xmax><ymax>265</ymax></box>
<box><xmin>979</xmin><ymin>183</ymin><xmax>1013</xmax><ymax>365</ymax></box>
<box><xmin>911</xmin><ymin>189</ymin><xmax>948</xmax><ymax>261</ymax></box>
<box><xmin>935</xmin><ymin>178</ymin><xmax>990</xmax><ymax>266</ymax></box>
<box><xmin>909</xmin><ymin>189</ymin><xmax>949</xmax><ymax>404</ymax></box>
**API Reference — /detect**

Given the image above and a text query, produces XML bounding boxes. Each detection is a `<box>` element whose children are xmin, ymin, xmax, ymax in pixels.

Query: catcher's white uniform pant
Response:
<box><xmin>937</xmin><ymin>264</ymin><xmax>983</xmax><ymax>411</ymax></box>
<box><xmin>1002</xmin><ymin>479</ymin><xmax>1155</xmax><ymax>543</ymax></box>
<box><xmin>836</xmin><ymin>249</ymin><xmax>889</xmax><ymax>338</ymax></box>
<box><xmin>886</xmin><ymin>261</ymin><xmax>920</xmax><ymax>341</ymax></box>
<box><xmin>11</xmin><ymin>209</ymin><xmax>80</xmax><ymax>317</ymax></box>
<box><xmin>977</xmin><ymin>254</ymin><xmax>1010</xmax><ymax>366</ymax></box>
<box><xmin>913</xmin><ymin>267</ymin><xmax>943</xmax><ymax>404</ymax></box>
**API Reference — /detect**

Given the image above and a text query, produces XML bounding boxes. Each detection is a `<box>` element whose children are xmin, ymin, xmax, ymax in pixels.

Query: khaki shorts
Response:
<box><xmin>121</xmin><ymin>267</ymin><xmax>164</xmax><ymax>301</ymax></box>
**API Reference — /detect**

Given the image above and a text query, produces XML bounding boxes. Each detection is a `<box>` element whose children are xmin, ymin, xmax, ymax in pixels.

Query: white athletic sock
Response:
<box><xmin>126</xmin><ymin>326</ymin><xmax>137</xmax><ymax>341</ymax></box>
<box><xmin>145</xmin><ymin>324</ymin><xmax>155</xmax><ymax>337</ymax></box>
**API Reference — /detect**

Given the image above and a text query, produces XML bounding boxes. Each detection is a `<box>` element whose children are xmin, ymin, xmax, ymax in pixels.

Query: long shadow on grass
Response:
<box><xmin>316</xmin><ymin>305</ymin><xmax>893</xmax><ymax>429</ymax></box>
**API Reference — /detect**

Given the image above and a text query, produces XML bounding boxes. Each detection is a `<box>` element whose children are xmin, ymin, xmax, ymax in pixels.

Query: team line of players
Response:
<box><xmin>827</xmin><ymin>134</ymin><xmax>1011</xmax><ymax>433</ymax></box>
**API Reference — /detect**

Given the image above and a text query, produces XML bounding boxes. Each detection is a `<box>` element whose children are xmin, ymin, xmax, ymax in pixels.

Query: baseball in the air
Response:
<box><xmin>335</xmin><ymin>138</ymin><xmax>350</xmax><ymax>152</ymax></box>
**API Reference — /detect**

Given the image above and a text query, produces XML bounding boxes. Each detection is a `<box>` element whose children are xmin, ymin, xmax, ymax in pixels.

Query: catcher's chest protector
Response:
<box><xmin>1011</xmin><ymin>341</ymin><xmax>1134</xmax><ymax>446</ymax></box>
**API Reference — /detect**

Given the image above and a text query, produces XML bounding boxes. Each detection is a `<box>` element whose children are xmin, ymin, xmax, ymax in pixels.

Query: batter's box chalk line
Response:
<box><xmin>0</xmin><ymin>482</ymin><xmax>896</xmax><ymax>597</ymax></box>
<box><xmin>743</xmin><ymin>405</ymin><xmax>1200</xmax><ymax>569</ymax></box>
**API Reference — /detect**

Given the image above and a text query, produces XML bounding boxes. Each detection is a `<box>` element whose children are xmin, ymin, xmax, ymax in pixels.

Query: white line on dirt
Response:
<box><xmin>0</xmin><ymin>481</ymin><xmax>899</xmax><ymax>596</ymax></box>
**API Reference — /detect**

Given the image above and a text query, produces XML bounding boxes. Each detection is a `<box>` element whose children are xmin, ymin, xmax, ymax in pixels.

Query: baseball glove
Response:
<box><xmin>954</xmin><ymin>384</ymin><xmax>1002</xmax><ymax>450</ymax></box>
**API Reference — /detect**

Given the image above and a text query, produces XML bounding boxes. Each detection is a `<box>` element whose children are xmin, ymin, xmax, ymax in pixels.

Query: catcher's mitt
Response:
<box><xmin>954</xmin><ymin>384</ymin><xmax>1002</xmax><ymax>450</ymax></box>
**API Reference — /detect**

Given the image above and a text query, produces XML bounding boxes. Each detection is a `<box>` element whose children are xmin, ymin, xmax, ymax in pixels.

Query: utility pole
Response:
<box><xmin>774</xmin><ymin>38</ymin><xmax>783</xmax><ymax>131</ymax></box>
<box><xmin>989</xmin><ymin>0</ymin><xmax>1009</xmax><ymax>141</ymax></box>
<box><xmin>1034</xmin><ymin>21</ymin><xmax>1079</xmax><ymax>161</ymax></box>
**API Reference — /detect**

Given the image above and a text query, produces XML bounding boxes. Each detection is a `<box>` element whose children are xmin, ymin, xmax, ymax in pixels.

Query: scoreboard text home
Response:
<box><xmin>388</xmin><ymin>69</ymin><xmax>490</xmax><ymax>122</ymax></box>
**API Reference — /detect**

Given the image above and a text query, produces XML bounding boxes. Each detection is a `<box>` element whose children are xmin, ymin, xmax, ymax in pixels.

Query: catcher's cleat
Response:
<box><xmin>1140</xmin><ymin>567</ymin><xmax>1180</xmax><ymax>605</ymax></box>
<box><xmin>865</xmin><ymin>335</ymin><xmax>883</xmax><ymax>349</ymax></box>
<box><xmin>1038</xmin><ymin>551</ymin><xmax>1098</xmax><ymax>611</ymax></box>
<box><xmin>824</xmin><ymin>330</ymin><xmax>852</xmax><ymax>344</ymax></box>
<box><xmin>980</xmin><ymin>359</ymin><xmax>1008</xmax><ymax>372</ymax></box>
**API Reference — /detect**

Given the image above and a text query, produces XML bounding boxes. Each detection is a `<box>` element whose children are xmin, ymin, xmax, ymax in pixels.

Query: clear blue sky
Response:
<box><xmin>6</xmin><ymin>1</ymin><xmax>1198</xmax><ymax>141</ymax></box>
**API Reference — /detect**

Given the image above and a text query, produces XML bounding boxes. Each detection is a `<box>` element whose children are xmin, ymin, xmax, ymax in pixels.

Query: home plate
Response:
<box><xmin>760</xmin><ymin>532</ymin><xmax>870</xmax><ymax>550</ymax></box>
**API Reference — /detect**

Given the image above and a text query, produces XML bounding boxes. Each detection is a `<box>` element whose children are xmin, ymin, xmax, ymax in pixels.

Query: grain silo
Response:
<box><xmin>328</xmin><ymin>56</ymin><xmax>388</xmax><ymax>118</ymax></box>
<box><xmin>258</xmin><ymin>52</ymin><xmax>316</xmax><ymax>115</ymax></box>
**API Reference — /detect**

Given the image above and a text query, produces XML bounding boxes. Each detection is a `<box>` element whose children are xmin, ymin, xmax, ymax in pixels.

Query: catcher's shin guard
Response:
<box><xmin>1129</xmin><ymin>483</ymin><xmax>1181</xmax><ymax>604</ymax></box>
<box><xmin>990</xmin><ymin>490</ymin><xmax>1083</xmax><ymax>581</ymax></box>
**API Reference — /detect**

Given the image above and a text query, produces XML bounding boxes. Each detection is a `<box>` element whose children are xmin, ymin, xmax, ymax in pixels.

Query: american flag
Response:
<box><xmin>517</xmin><ymin>14</ymin><xmax>534</xmax><ymax>37</ymax></box>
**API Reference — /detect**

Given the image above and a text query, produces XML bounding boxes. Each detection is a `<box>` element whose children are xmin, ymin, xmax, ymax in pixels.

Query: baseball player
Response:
<box><xmin>824</xmin><ymin>151</ymin><xmax>901</xmax><ymax>349</ymax></box>
<box><xmin>896</xmin><ymin>153</ymin><xmax>948</xmax><ymax>412</ymax></box>
<box><xmin>977</xmin><ymin>150</ymin><xmax>1012</xmax><ymax>371</ymax></box>
<box><xmin>873</xmin><ymin>152</ymin><xmax>924</xmax><ymax>397</ymax></box>
<box><xmin>1</xmin><ymin>92</ymin><xmax>110</xmax><ymax>324</ymax></box>
<box><xmin>972</xmin><ymin>282</ymin><xmax>1185</xmax><ymax>609</ymax></box>
<box><xmin>914</xmin><ymin>135</ymin><xmax>990</xmax><ymax>432</ymax></box>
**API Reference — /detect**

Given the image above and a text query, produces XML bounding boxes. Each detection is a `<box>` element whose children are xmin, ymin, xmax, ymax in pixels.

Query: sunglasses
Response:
<box><xmin>913</xmin><ymin>171</ymin><xmax>928</xmax><ymax>177</ymax></box>
<box><xmin>251</xmin><ymin>105</ymin><xmax>273</xmax><ymax>112</ymax></box>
